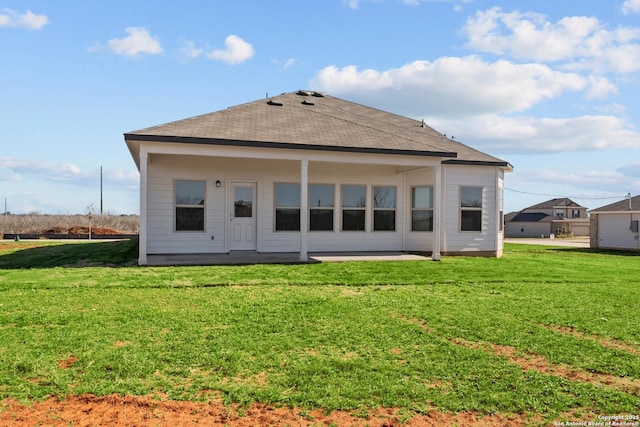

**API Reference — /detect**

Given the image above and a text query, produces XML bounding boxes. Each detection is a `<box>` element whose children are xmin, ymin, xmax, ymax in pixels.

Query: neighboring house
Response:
<box><xmin>589</xmin><ymin>195</ymin><xmax>640</xmax><ymax>251</ymax></box>
<box><xmin>505</xmin><ymin>198</ymin><xmax>589</xmax><ymax>238</ymax></box>
<box><xmin>124</xmin><ymin>90</ymin><xmax>512</xmax><ymax>265</ymax></box>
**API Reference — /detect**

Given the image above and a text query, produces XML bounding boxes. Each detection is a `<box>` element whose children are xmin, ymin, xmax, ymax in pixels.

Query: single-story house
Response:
<box><xmin>589</xmin><ymin>194</ymin><xmax>640</xmax><ymax>251</ymax></box>
<box><xmin>505</xmin><ymin>198</ymin><xmax>589</xmax><ymax>238</ymax></box>
<box><xmin>124</xmin><ymin>90</ymin><xmax>512</xmax><ymax>265</ymax></box>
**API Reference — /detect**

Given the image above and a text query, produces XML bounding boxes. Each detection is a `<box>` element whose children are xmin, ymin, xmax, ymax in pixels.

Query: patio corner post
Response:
<box><xmin>432</xmin><ymin>163</ymin><xmax>442</xmax><ymax>261</ymax></box>
<box><xmin>299</xmin><ymin>159</ymin><xmax>309</xmax><ymax>261</ymax></box>
<box><xmin>139</xmin><ymin>150</ymin><xmax>148</xmax><ymax>265</ymax></box>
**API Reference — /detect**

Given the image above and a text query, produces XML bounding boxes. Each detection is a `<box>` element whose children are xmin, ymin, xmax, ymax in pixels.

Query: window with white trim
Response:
<box><xmin>309</xmin><ymin>184</ymin><xmax>334</xmax><ymax>231</ymax></box>
<box><xmin>460</xmin><ymin>186</ymin><xmax>482</xmax><ymax>232</ymax></box>
<box><xmin>373</xmin><ymin>186</ymin><xmax>396</xmax><ymax>231</ymax></box>
<box><xmin>341</xmin><ymin>185</ymin><xmax>366</xmax><ymax>231</ymax></box>
<box><xmin>274</xmin><ymin>183</ymin><xmax>300</xmax><ymax>231</ymax></box>
<box><xmin>175</xmin><ymin>180</ymin><xmax>205</xmax><ymax>231</ymax></box>
<box><xmin>411</xmin><ymin>186</ymin><xmax>433</xmax><ymax>231</ymax></box>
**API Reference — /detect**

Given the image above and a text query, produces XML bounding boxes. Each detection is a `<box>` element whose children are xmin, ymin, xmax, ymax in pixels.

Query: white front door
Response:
<box><xmin>229</xmin><ymin>182</ymin><xmax>257</xmax><ymax>250</ymax></box>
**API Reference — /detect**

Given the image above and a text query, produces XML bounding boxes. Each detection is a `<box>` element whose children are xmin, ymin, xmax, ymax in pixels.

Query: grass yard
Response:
<box><xmin>0</xmin><ymin>240</ymin><xmax>638</xmax><ymax>425</ymax></box>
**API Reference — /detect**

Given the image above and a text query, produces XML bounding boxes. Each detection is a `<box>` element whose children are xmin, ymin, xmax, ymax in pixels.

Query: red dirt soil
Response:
<box><xmin>0</xmin><ymin>395</ymin><xmax>544</xmax><ymax>426</ymax></box>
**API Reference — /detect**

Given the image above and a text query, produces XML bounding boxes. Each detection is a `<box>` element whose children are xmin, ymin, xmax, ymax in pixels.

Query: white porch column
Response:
<box><xmin>432</xmin><ymin>163</ymin><xmax>442</xmax><ymax>261</ymax></box>
<box><xmin>299</xmin><ymin>159</ymin><xmax>309</xmax><ymax>261</ymax></box>
<box><xmin>138</xmin><ymin>150</ymin><xmax>148</xmax><ymax>265</ymax></box>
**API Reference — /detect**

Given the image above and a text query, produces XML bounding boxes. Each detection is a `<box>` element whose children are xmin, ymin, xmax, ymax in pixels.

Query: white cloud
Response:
<box><xmin>107</xmin><ymin>27</ymin><xmax>163</xmax><ymax>57</ymax></box>
<box><xmin>461</xmin><ymin>7</ymin><xmax>640</xmax><ymax>73</ymax></box>
<box><xmin>0</xmin><ymin>157</ymin><xmax>90</xmax><ymax>184</ymax></box>
<box><xmin>0</xmin><ymin>9</ymin><xmax>48</xmax><ymax>30</ymax></box>
<box><xmin>311</xmin><ymin>56</ymin><xmax>587</xmax><ymax>117</ymax></box>
<box><xmin>0</xmin><ymin>158</ymin><xmax>139</xmax><ymax>189</ymax></box>
<box><xmin>622</xmin><ymin>0</ymin><xmax>640</xmax><ymax>14</ymax></box>
<box><xmin>512</xmin><ymin>167</ymin><xmax>640</xmax><ymax>200</ymax></box>
<box><xmin>206</xmin><ymin>35</ymin><xmax>254</xmax><ymax>65</ymax></box>
<box><xmin>179</xmin><ymin>40</ymin><xmax>204</xmax><ymax>59</ymax></box>
<box><xmin>585</xmin><ymin>75</ymin><xmax>618</xmax><ymax>99</ymax></box>
<box><xmin>343</xmin><ymin>0</ymin><xmax>360</xmax><ymax>9</ymax></box>
<box><xmin>427</xmin><ymin>114</ymin><xmax>640</xmax><ymax>154</ymax></box>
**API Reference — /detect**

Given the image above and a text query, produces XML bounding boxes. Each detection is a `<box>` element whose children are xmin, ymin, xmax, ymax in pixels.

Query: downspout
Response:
<box><xmin>432</xmin><ymin>163</ymin><xmax>442</xmax><ymax>261</ymax></box>
<box><xmin>138</xmin><ymin>150</ymin><xmax>148</xmax><ymax>265</ymax></box>
<box><xmin>299</xmin><ymin>159</ymin><xmax>309</xmax><ymax>261</ymax></box>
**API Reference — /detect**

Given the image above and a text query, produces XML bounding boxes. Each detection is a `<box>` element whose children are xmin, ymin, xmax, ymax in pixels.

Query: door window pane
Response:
<box><xmin>234</xmin><ymin>186</ymin><xmax>253</xmax><ymax>218</ymax></box>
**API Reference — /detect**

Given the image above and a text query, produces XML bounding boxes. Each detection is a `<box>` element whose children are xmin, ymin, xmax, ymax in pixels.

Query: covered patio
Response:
<box><xmin>146</xmin><ymin>251</ymin><xmax>431</xmax><ymax>266</ymax></box>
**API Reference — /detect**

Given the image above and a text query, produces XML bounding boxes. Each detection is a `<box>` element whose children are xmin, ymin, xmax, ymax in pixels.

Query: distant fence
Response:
<box><xmin>3</xmin><ymin>234</ymin><xmax>139</xmax><ymax>240</ymax></box>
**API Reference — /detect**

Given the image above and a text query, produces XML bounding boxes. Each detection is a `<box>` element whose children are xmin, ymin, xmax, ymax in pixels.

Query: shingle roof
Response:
<box><xmin>590</xmin><ymin>195</ymin><xmax>640</xmax><ymax>212</ymax></box>
<box><xmin>526</xmin><ymin>198</ymin><xmax>584</xmax><ymax>209</ymax></box>
<box><xmin>125</xmin><ymin>91</ymin><xmax>511</xmax><ymax>167</ymax></box>
<box><xmin>508</xmin><ymin>212</ymin><xmax>550</xmax><ymax>223</ymax></box>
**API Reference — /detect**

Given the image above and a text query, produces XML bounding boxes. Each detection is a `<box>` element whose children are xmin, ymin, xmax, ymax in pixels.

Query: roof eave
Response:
<box><xmin>442</xmin><ymin>159</ymin><xmax>513</xmax><ymax>170</ymax></box>
<box><xmin>123</xmin><ymin>134</ymin><xmax>458</xmax><ymax>158</ymax></box>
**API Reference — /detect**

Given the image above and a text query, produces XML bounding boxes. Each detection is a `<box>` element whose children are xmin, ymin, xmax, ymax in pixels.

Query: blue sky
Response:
<box><xmin>2</xmin><ymin>0</ymin><xmax>640</xmax><ymax>215</ymax></box>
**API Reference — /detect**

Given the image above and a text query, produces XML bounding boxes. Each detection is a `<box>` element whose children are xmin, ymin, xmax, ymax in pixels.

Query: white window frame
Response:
<box><xmin>174</xmin><ymin>179</ymin><xmax>206</xmax><ymax>232</ymax></box>
<box><xmin>460</xmin><ymin>186</ymin><xmax>482</xmax><ymax>232</ymax></box>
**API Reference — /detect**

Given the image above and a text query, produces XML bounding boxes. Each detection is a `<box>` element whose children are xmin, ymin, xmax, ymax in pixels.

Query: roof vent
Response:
<box><xmin>312</xmin><ymin>91</ymin><xmax>325</xmax><ymax>97</ymax></box>
<box><xmin>302</xmin><ymin>99</ymin><xmax>315</xmax><ymax>106</ymax></box>
<box><xmin>267</xmin><ymin>99</ymin><xmax>283</xmax><ymax>106</ymax></box>
<box><xmin>297</xmin><ymin>90</ymin><xmax>312</xmax><ymax>96</ymax></box>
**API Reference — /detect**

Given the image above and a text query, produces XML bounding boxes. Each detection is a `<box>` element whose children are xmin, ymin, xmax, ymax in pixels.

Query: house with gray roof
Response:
<box><xmin>505</xmin><ymin>198</ymin><xmax>589</xmax><ymax>238</ymax></box>
<box><xmin>589</xmin><ymin>194</ymin><xmax>640</xmax><ymax>251</ymax></box>
<box><xmin>125</xmin><ymin>90</ymin><xmax>512</xmax><ymax>265</ymax></box>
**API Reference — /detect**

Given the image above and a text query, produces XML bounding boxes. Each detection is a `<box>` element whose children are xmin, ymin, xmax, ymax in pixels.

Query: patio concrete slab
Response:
<box><xmin>146</xmin><ymin>251</ymin><xmax>430</xmax><ymax>266</ymax></box>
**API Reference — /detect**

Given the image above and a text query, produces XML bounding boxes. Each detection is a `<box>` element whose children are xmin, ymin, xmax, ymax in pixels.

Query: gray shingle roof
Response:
<box><xmin>526</xmin><ymin>198</ymin><xmax>584</xmax><ymax>209</ymax></box>
<box><xmin>509</xmin><ymin>212</ymin><xmax>550</xmax><ymax>222</ymax></box>
<box><xmin>125</xmin><ymin>91</ymin><xmax>511</xmax><ymax>167</ymax></box>
<box><xmin>590</xmin><ymin>195</ymin><xmax>640</xmax><ymax>212</ymax></box>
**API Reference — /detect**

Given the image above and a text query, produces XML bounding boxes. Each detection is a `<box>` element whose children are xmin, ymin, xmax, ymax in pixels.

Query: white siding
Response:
<box><xmin>441</xmin><ymin>165</ymin><xmax>501</xmax><ymax>254</ymax></box>
<box><xmin>505</xmin><ymin>222</ymin><xmax>550</xmax><ymax>238</ymax></box>
<box><xmin>144</xmin><ymin>152</ymin><xmax>504</xmax><ymax>256</ymax></box>
<box><xmin>597</xmin><ymin>213</ymin><xmax>640</xmax><ymax>250</ymax></box>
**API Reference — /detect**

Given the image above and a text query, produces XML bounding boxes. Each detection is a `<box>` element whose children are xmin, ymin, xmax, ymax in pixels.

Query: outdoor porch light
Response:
<box><xmin>215</xmin><ymin>180</ymin><xmax>221</xmax><ymax>188</ymax></box>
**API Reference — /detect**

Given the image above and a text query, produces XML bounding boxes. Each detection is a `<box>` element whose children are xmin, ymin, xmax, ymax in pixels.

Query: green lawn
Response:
<box><xmin>0</xmin><ymin>240</ymin><xmax>638</xmax><ymax>423</ymax></box>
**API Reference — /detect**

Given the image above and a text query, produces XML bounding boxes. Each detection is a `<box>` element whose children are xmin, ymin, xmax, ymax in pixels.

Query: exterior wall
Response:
<box><xmin>568</xmin><ymin>221</ymin><xmax>590</xmax><ymax>236</ymax></box>
<box><xmin>144</xmin><ymin>153</ymin><xmax>503</xmax><ymax>256</ymax></box>
<box><xmin>441</xmin><ymin>165</ymin><xmax>502</xmax><ymax>255</ymax></box>
<box><xmin>592</xmin><ymin>213</ymin><xmax>640</xmax><ymax>250</ymax></box>
<box><xmin>146</xmin><ymin>155</ymin><xmax>436</xmax><ymax>254</ymax></box>
<box><xmin>505</xmin><ymin>222</ymin><xmax>550</xmax><ymax>238</ymax></box>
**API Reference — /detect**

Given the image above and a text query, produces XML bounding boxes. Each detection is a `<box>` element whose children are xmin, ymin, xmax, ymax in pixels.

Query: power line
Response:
<box><xmin>504</xmin><ymin>187</ymin><xmax>627</xmax><ymax>200</ymax></box>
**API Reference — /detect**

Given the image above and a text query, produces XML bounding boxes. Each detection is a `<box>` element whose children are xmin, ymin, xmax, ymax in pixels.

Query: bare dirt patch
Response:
<box><xmin>543</xmin><ymin>324</ymin><xmax>640</xmax><ymax>356</ymax></box>
<box><xmin>449</xmin><ymin>338</ymin><xmax>640</xmax><ymax>395</ymax></box>
<box><xmin>0</xmin><ymin>395</ymin><xmax>543</xmax><ymax>426</ymax></box>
